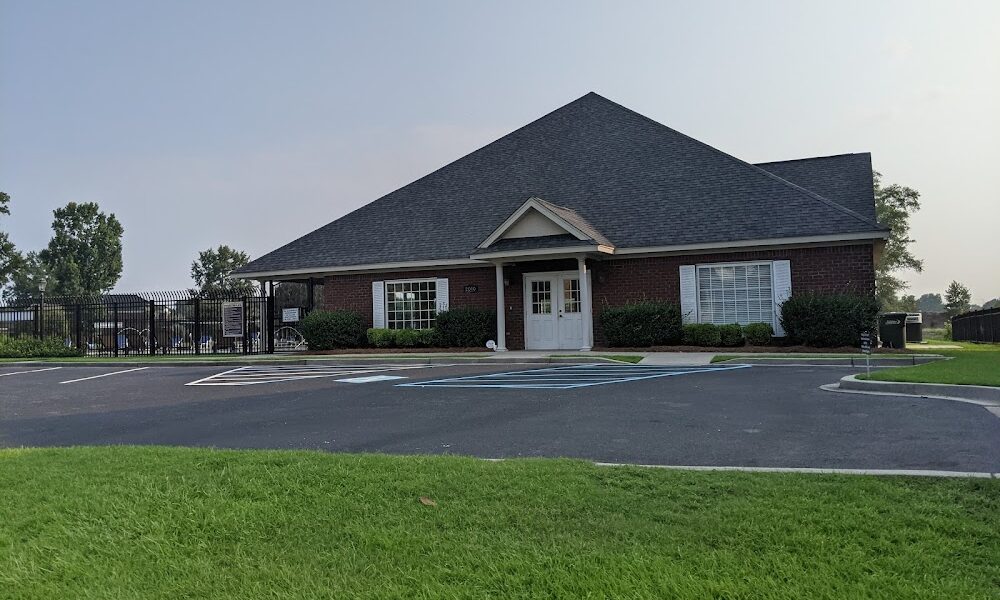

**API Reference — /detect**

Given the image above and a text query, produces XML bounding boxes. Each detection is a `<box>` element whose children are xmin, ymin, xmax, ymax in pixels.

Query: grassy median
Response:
<box><xmin>865</xmin><ymin>341</ymin><xmax>1000</xmax><ymax>387</ymax></box>
<box><xmin>2</xmin><ymin>447</ymin><xmax>998</xmax><ymax>599</ymax></box>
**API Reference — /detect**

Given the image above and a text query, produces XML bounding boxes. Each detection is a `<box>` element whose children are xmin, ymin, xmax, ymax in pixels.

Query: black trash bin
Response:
<box><xmin>905</xmin><ymin>313</ymin><xmax>923</xmax><ymax>343</ymax></box>
<box><xmin>879</xmin><ymin>312</ymin><xmax>908</xmax><ymax>348</ymax></box>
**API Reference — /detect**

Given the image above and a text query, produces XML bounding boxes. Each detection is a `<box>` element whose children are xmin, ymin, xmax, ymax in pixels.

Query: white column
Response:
<box><xmin>578</xmin><ymin>256</ymin><xmax>593</xmax><ymax>351</ymax></box>
<box><xmin>495</xmin><ymin>263</ymin><xmax>507</xmax><ymax>351</ymax></box>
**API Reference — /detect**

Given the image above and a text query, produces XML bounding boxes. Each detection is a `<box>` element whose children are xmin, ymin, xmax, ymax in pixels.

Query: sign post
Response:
<box><xmin>860</xmin><ymin>331</ymin><xmax>872</xmax><ymax>378</ymax></box>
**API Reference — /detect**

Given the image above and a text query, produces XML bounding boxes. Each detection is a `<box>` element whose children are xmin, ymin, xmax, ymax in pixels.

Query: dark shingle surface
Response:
<box><xmin>237</xmin><ymin>93</ymin><xmax>884</xmax><ymax>275</ymax></box>
<box><xmin>472</xmin><ymin>234</ymin><xmax>591</xmax><ymax>255</ymax></box>
<box><xmin>755</xmin><ymin>154</ymin><xmax>878</xmax><ymax>221</ymax></box>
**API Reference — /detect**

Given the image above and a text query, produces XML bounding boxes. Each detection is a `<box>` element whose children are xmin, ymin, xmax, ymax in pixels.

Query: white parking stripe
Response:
<box><xmin>0</xmin><ymin>366</ymin><xmax>63</xmax><ymax>377</ymax></box>
<box><xmin>187</xmin><ymin>364</ymin><xmax>431</xmax><ymax>386</ymax></box>
<box><xmin>59</xmin><ymin>367</ymin><xmax>149</xmax><ymax>384</ymax></box>
<box><xmin>400</xmin><ymin>364</ymin><xmax>751</xmax><ymax>389</ymax></box>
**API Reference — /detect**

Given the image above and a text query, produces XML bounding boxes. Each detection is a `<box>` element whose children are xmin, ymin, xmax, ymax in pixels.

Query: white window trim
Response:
<box><xmin>694</xmin><ymin>260</ymin><xmax>776</xmax><ymax>327</ymax></box>
<box><xmin>383</xmin><ymin>278</ymin><xmax>439</xmax><ymax>330</ymax></box>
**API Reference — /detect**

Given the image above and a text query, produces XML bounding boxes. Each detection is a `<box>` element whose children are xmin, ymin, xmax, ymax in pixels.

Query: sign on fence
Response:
<box><xmin>282</xmin><ymin>307</ymin><xmax>301</xmax><ymax>323</ymax></box>
<box><xmin>222</xmin><ymin>301</ymin><xmax>244</xmax><ymax>337</ymax></box>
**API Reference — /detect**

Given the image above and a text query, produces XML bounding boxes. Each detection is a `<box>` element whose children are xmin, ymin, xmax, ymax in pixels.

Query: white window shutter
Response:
<box><xmin>679</xmin><ymin>265</ymin><xmax>697</xmax><ymax>324</ymax></box>
<box><xmin>372</xmin><ymin>281</ymin><xmax>386</xmax><ymax>328</ymax></box>
<box><xmin>771</xmin><ymin>260</ymin><xmax>792</xmax><ymax>336</ymax></box>
<box><xmin>435</xmin><ymin>278</ymin><xmax>449</xmax><ymax>313</ymax></box>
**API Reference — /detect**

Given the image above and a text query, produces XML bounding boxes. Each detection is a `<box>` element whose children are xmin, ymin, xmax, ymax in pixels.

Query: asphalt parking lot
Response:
<box><xmin>2</xmin><ymin>361</ymin><xmax>999</xmax><ymax>471</ymax></box>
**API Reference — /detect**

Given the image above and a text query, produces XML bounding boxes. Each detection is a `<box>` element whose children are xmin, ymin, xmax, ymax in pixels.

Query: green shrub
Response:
<box><xmin>367</xmin><ymin>328</ymin><xmax>395</xmax><ymax>348</ymax></box>
<box><xmin>779</xmin><ymin>292</ymin><xmax>880</xmax><ymax>347</ymax></box>
<box><xmin>436</xmin><ymin>308</ymin><xmax>496</xmax><ymax>348</ymax></box>
<box><xmin>682</xmin><ymin>323</ymin><xmax>722</xmax><ymax>346</ymax></box>
<box><xmin>742</xmin><ymin>322</ymin><xmax>774</xmax><ymax>346</ymax></box>
<box><xmin>300</xmin><ymin>310</ymin><xmax>366</xmax><ymax>350</ymax></box>
<box><xmin>417</xmin><ymin>328</ymin><xmax>440</xmax><ymax>347</ymax></box>
<box><xmin>394</xmin><ymin>328</ymin><xmax>420</xmax><ymax>348</ymax></box>
<box><xmin>599</xmin><ymin>302</ymin><xmax>683</xmax><ymax>347</ymax></box>
<box><xmin>0</xmin><ymin>336</ymin><xmax>84</xmax><ymax>358</ymax></box>
<box><xmin>718</xmin><ymin>324</ymin><xmax>745</xmax><ymax>347</ymax></box>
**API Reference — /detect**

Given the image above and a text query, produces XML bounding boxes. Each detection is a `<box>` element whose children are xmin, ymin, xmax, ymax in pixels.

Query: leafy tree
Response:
<box><xmin>190</xmin><ymin>245</ymin><xmax>252</xmax><ymax>294</ymax></box>
<box><xmin>943</xmin><ymin>281</ymin><xmax>972</xmax><ymax>317</ymax></box>
<box><xmin>2</xmin><ymin>251</ymin><xmax>51</xmax><ymax>303</ymax></box>
<box><xmin>0</xmin><ymin>191</ymin><xmax>18</xmax><ymax>289</ymax></box>
<box><xmin>39</xmin><ymin>202</ymin><xmax>124</xmax><ymax>296</ymax></box>
<box><xmin>873</xmin><ymin>172</ymin><xmax>923</xmax><ymax>309</ymax></box>
<box><xmin>916</xmin><ymin>293</ymin><xmax>944</xmax><ymax>312</ymax></box>
<box><xmin>894</xmin><ymin>294</ymin><xmax>917</xmax><ymax>312</ymax></box>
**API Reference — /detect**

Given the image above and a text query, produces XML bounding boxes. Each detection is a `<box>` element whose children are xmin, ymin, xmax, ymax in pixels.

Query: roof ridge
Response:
<box><xmin>585</xmin><ymin>93</ymin><xmax>885</xmax><ymax>230</ymax></box>
<box><xmin>755</xmin><ymin>152</ymin><xmax>868</xmax><ymax>166</ymax></box>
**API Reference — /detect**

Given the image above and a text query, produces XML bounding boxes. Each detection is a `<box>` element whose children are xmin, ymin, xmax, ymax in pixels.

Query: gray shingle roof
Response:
<box><xmin>472</xmin><ymin>234</ymin><xmax>591</xmax><ymax>255</ymax></box>
<box><xmin>755</xmin><ymin>153</ymin><xmax>877</xmax><ymax>221</ymax></box>
<box><xmin>237</xmin><ymin>93</ymin><xmax>885</xmax><ymax>276</ymax></box>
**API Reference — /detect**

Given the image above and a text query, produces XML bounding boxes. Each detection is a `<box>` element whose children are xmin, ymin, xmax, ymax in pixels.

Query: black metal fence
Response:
<box><xmin>951</xmin><ymin>307</ymin><xmax>999</xmax><ymax>343</ymax></box>
<box><xmin>0</xmin><ymin>290</ymin><xmax>311</xmax><ymax>357</ymax></box>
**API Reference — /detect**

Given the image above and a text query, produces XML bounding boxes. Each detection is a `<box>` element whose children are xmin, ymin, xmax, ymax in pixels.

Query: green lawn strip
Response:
<box><xmin>550</xmin><ymin>354</ymin><xmax>644</xmax><ymax>363</ymax></box>
<box><xmin>2</xmin><ymin>448</ymin><xmax>998</xmax><ymax>599</ymax></box>
<box><xmin>863</xmin><ymin>344</ymin><xmax>1000</xmax><ymax>387</ymax></box>
<box><xmin>710</xmin><ymin>353</ymin><xmax>927</xmax><ymax>363</ymax></box>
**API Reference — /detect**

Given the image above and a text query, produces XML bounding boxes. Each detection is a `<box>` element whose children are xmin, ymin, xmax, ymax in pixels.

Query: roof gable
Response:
<box><xmin>479</xmin><ymin>196</ymin><xmax>613</xmax><ymax>249</ymax></box>
<box><xmin>237</xmin><ymin>93</ymin><xmax>885</xmax><ymax>276</ymax></box>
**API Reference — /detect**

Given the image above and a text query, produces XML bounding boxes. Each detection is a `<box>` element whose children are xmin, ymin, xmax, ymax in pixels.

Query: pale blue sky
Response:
<box><xmin>2</xmin><ymin>1</ymin><xmax>998</xmax><ymax>301</ymax></box>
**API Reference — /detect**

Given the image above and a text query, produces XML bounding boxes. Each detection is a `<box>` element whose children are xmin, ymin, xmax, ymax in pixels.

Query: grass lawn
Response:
<box><xmin>863</xmin><ymin>341</ymin><xmax>1000</xmax><ymax>387</ymax></box>
<box><xmin>2</xmin><ymin>448</ymin><xmax>999</xmax><ymax>599</ymax></box>
<box><xmin>551</xmin><ymin>354</ymin><xmax>645</xmax><ymax>363</ymax></box>
<box><xmin>710</xmin><ymin>353</ymin><xmax>924</xmax><ymax>363</ymax></box>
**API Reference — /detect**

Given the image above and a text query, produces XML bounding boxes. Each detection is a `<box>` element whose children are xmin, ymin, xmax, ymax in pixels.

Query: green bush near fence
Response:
<box><xmin>780</xmin><ymin>293</ymin><xmax>880</xmax><ymax>347</ymax></box>
<box><xmin>0</xmin><ymin>337</ymin><xmax>84</xmax><ymax>358</ymax></box>
<box><xmin>300</xmin><ymin>310</ymin><xmax>367</xmax><ymax>350</ymax></box>
<box><xmin>600</xmin><ymin>302</ymin><xmax>683</xmax><ymax>347</ymax></box>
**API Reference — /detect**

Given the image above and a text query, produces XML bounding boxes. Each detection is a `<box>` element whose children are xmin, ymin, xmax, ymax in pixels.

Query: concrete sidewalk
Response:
<box><xmin>485</xmin><ymin>350</ymin><xmax>717</xmax><ymax>366</ymax></box>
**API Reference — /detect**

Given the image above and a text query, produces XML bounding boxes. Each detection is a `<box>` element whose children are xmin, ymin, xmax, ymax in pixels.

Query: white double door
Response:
<box><xmin>524</xmin><ymin>271</ymin><xmax>586</xmax><ymax>350</ymax></box>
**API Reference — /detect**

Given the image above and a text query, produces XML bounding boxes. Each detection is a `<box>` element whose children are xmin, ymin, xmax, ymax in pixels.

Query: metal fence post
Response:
<box><xmin>113</xmin><ymin>303</ymin><xmax>119</xmax><ymax>357</ymax></box>
<box><xmin>149</xmin><ymin>300</ymin><xmax>156</xmax><ymax>356</ymax></box>
<box><xmin>267</xmin><ymin>293</ymin><xmax>275</xmax><ymax>354</ymax></box>
<box><xmin>194</xmin><ymin>298</ymin><xmax>201</xmax><ymax>356</ymax></box>
<box><xmin>33</xmin><ymin>303</ymin><xmax>40</xmax><ymax>339</ymax></box>
<box><xmin>242</xmin><ymin>296</ymin><xmax>249</xmax><ymax>355</ymax></box>
<box><xmin>75</xmin><ymin>304</ymin><xmax>83</xmax><ymax>351</ymax></box>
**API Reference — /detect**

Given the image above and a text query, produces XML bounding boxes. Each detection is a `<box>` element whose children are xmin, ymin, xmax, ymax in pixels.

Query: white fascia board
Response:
<box><xmin>469</xmin><ymin>245</ymin><xmax>611</xmax><ymax>261</ymax></box>
<box><xmin>477</xmin><ymin>197</ymin><xmax>591</xmax><ymax>248</ymax></box>
<box><xmin>613</xmin><ymin>232</ymin><xmax>889</xmax><ymax>256</ymax></box>
<box><xmin>234</xmin><ymin>258</ymin><xmax>482</xmax><ymax>280</ymax></box>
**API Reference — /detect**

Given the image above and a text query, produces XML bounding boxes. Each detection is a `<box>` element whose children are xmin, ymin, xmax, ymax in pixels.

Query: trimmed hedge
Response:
<box><xmin>780</xmin><ymin>292</ymin><xmax>880</xmax><ymax>347</ymax></box>
<box><xmin>435</xmin><ymin>308</ymin><xmax>496</xmax><ymax>348</ymax></box>
<box><xmin>367</xmin><ymin>328</ymin><xmax>438</xmax><ymax>348</ymax></box>
<box><xmin>718</xmin><ymin>324</ymin><xmax>744</xmax><ymax>347</ymax></box>
<box><xmin>682</xmin><ymin>323</ymin><xmax>722</xmax><ymax>346</ymax></box>
<box><xmin>300</xmin><ymin>310</ymin><xmax>367</xmax><ymax>350</ymax></box>
<box><xmin>0</xmin><ymin>337</ymin><xmax>84</xmax><ymax>358</ymax></box>
<box><xmin>742</xmin><ymin>322</ymin><xmax>773</xmax><ymax>346</ymax></box>
<box><xmin>600</xmin><ymin>302</ymin><xmax>683</xmax><ymax>347</ymax></box>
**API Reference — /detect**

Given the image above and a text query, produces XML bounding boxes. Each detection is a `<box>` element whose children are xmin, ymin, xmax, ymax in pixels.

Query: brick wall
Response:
<box><xmin>322</xmin><ymin>243</ymin><xmax>875</xmax><ymax>349</ymax></box>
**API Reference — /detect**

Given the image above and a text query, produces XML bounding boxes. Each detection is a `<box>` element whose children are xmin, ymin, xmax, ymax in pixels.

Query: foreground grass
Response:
<box><xmin>2</xmin><ymin>448</ymin><xmax>999</xmax><ymax>599</ymax></box>
<box><xmin>865</xmin><ymin>342</ymin><xmax>1000</xmax><ymax>387</ymax></box>
<box><xmin>710</xmin><ymin>352</ymin><xmax>924</xmax><ymax>363</ymax></box>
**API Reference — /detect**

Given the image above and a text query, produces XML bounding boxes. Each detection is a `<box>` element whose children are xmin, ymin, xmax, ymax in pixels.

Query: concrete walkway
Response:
<box><xmin>485</xmin><ymin>350</ymin><xmax>717</xmax><ymax>366</ymax></box>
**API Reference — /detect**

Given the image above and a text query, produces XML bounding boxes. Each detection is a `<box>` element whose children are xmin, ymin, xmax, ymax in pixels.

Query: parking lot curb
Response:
<box><xmin>591</xmin><ymin>462</ymin><xmax>997</xmax><ymax>478</ymax></box>
<box><xmin>717</xmin><ymin>355</ymin><xmax>944</xmax><ymax>367</ymax></box>
<box><xmin>0</xmin><ymin>356</ymin><xmax>614</xmax><ymax>368</ymax></box>
<box><xmin>824</xmin><ymin>374</ymin><xmax>1000</xmax><ymax>406</ymax></box>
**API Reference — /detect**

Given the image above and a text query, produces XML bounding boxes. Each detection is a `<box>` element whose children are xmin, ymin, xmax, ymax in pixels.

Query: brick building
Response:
<box><xmin>236</xmin><ymin>93</ymin><xmax>886</xmax><ymax>351</ymax></box>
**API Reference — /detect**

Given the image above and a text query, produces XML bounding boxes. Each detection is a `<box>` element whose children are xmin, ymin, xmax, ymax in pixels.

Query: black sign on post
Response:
<box><xmin>860</xmin><ymin>331</ymin><xmax>872</xmax><ymax>377</ymax></box>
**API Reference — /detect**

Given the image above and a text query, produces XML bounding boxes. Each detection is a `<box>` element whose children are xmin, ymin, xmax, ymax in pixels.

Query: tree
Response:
<box><xmin>39</xmin><ymin>202</ymin><xmax>124</xmax><ymax>296</ymax></box>
<box><xmin>943</xmin><ymin>281</ymin><xmax>972</xmax><ymax>317</ymax></box>
<box><xmin>917</xmin><ymin>293</ymin><xmax>944</xmax><ymax>312</ymax></box>
<box><xmin>2</xmin><ymin>251</ymin><xmax>51</xmax><ymax>303</ymax></box>
<box><xmin>0</xmin><ymin>191</ymin><xmax>18</xmax><ymax>289</ymax></box>
<box><xmin>190</xmin><ymin>245</ymin><xmax>252</xmax><ymax>294</ymax></box>
<box><xmin>983</xmin><ymin>298</ymin><xmax>1000</xmax><ymax>310</ymax></box>
<box><xmin>873</xmin><ymin>172</ymin><xmax>923</xmax><ymax>309</ymax></box>
<box><xmin>896</xmin><ymin>294</ymin><xmax>917</xmax><ymax>312</ymax></box>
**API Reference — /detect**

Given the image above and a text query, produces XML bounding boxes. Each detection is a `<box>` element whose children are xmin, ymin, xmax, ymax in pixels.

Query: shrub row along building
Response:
<box><xmin>235</xmin><ymin>93</ymin><xmax>887</xmax><ymax>351</ymax></box>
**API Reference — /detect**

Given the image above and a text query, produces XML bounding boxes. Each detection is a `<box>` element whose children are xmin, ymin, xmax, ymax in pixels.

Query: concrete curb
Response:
<box><xmin>0</xmin><ymin>356</ymin><xmax>616</xmax><ymax>368</ymax></box>
<box><xmin>833</xmin><ymin>374</ymin><xmax>1000</xmax><ymax>404</ymax></box>
<box><xmin>716</xmin><ymin>355</ymin><xmax>944</xmax><ymax>366</ymax></box>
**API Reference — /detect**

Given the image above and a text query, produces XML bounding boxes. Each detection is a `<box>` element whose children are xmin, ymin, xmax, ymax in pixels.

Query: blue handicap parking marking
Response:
<box><xmin>397</xmin><ymin>363</ymin><xmax>751</xmax><ymax>389</ymax></box>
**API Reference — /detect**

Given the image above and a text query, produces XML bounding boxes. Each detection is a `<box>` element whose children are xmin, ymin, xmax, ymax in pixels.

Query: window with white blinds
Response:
<box><xmin>696</xmin><ymin>263</ymin><xmax>773</xmax><ymax>326</ymax></box>
<box><xmin>385</xmin><ymin>279</ymin><xmax>437</xmax><ymax>329</ymax></box>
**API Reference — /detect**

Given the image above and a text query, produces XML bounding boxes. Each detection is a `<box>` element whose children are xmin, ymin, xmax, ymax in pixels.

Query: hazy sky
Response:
<box><xmin>2</xmin><ymin>1</ymin><xmax>998</xmax><ymax>302</ymax></box>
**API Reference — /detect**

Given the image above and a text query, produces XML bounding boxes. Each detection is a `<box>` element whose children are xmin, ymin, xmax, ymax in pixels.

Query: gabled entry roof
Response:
<box><xmin>236</xmin><ymin>92</ymin><xmax>887</xmax><ymax>278</ymax></box>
